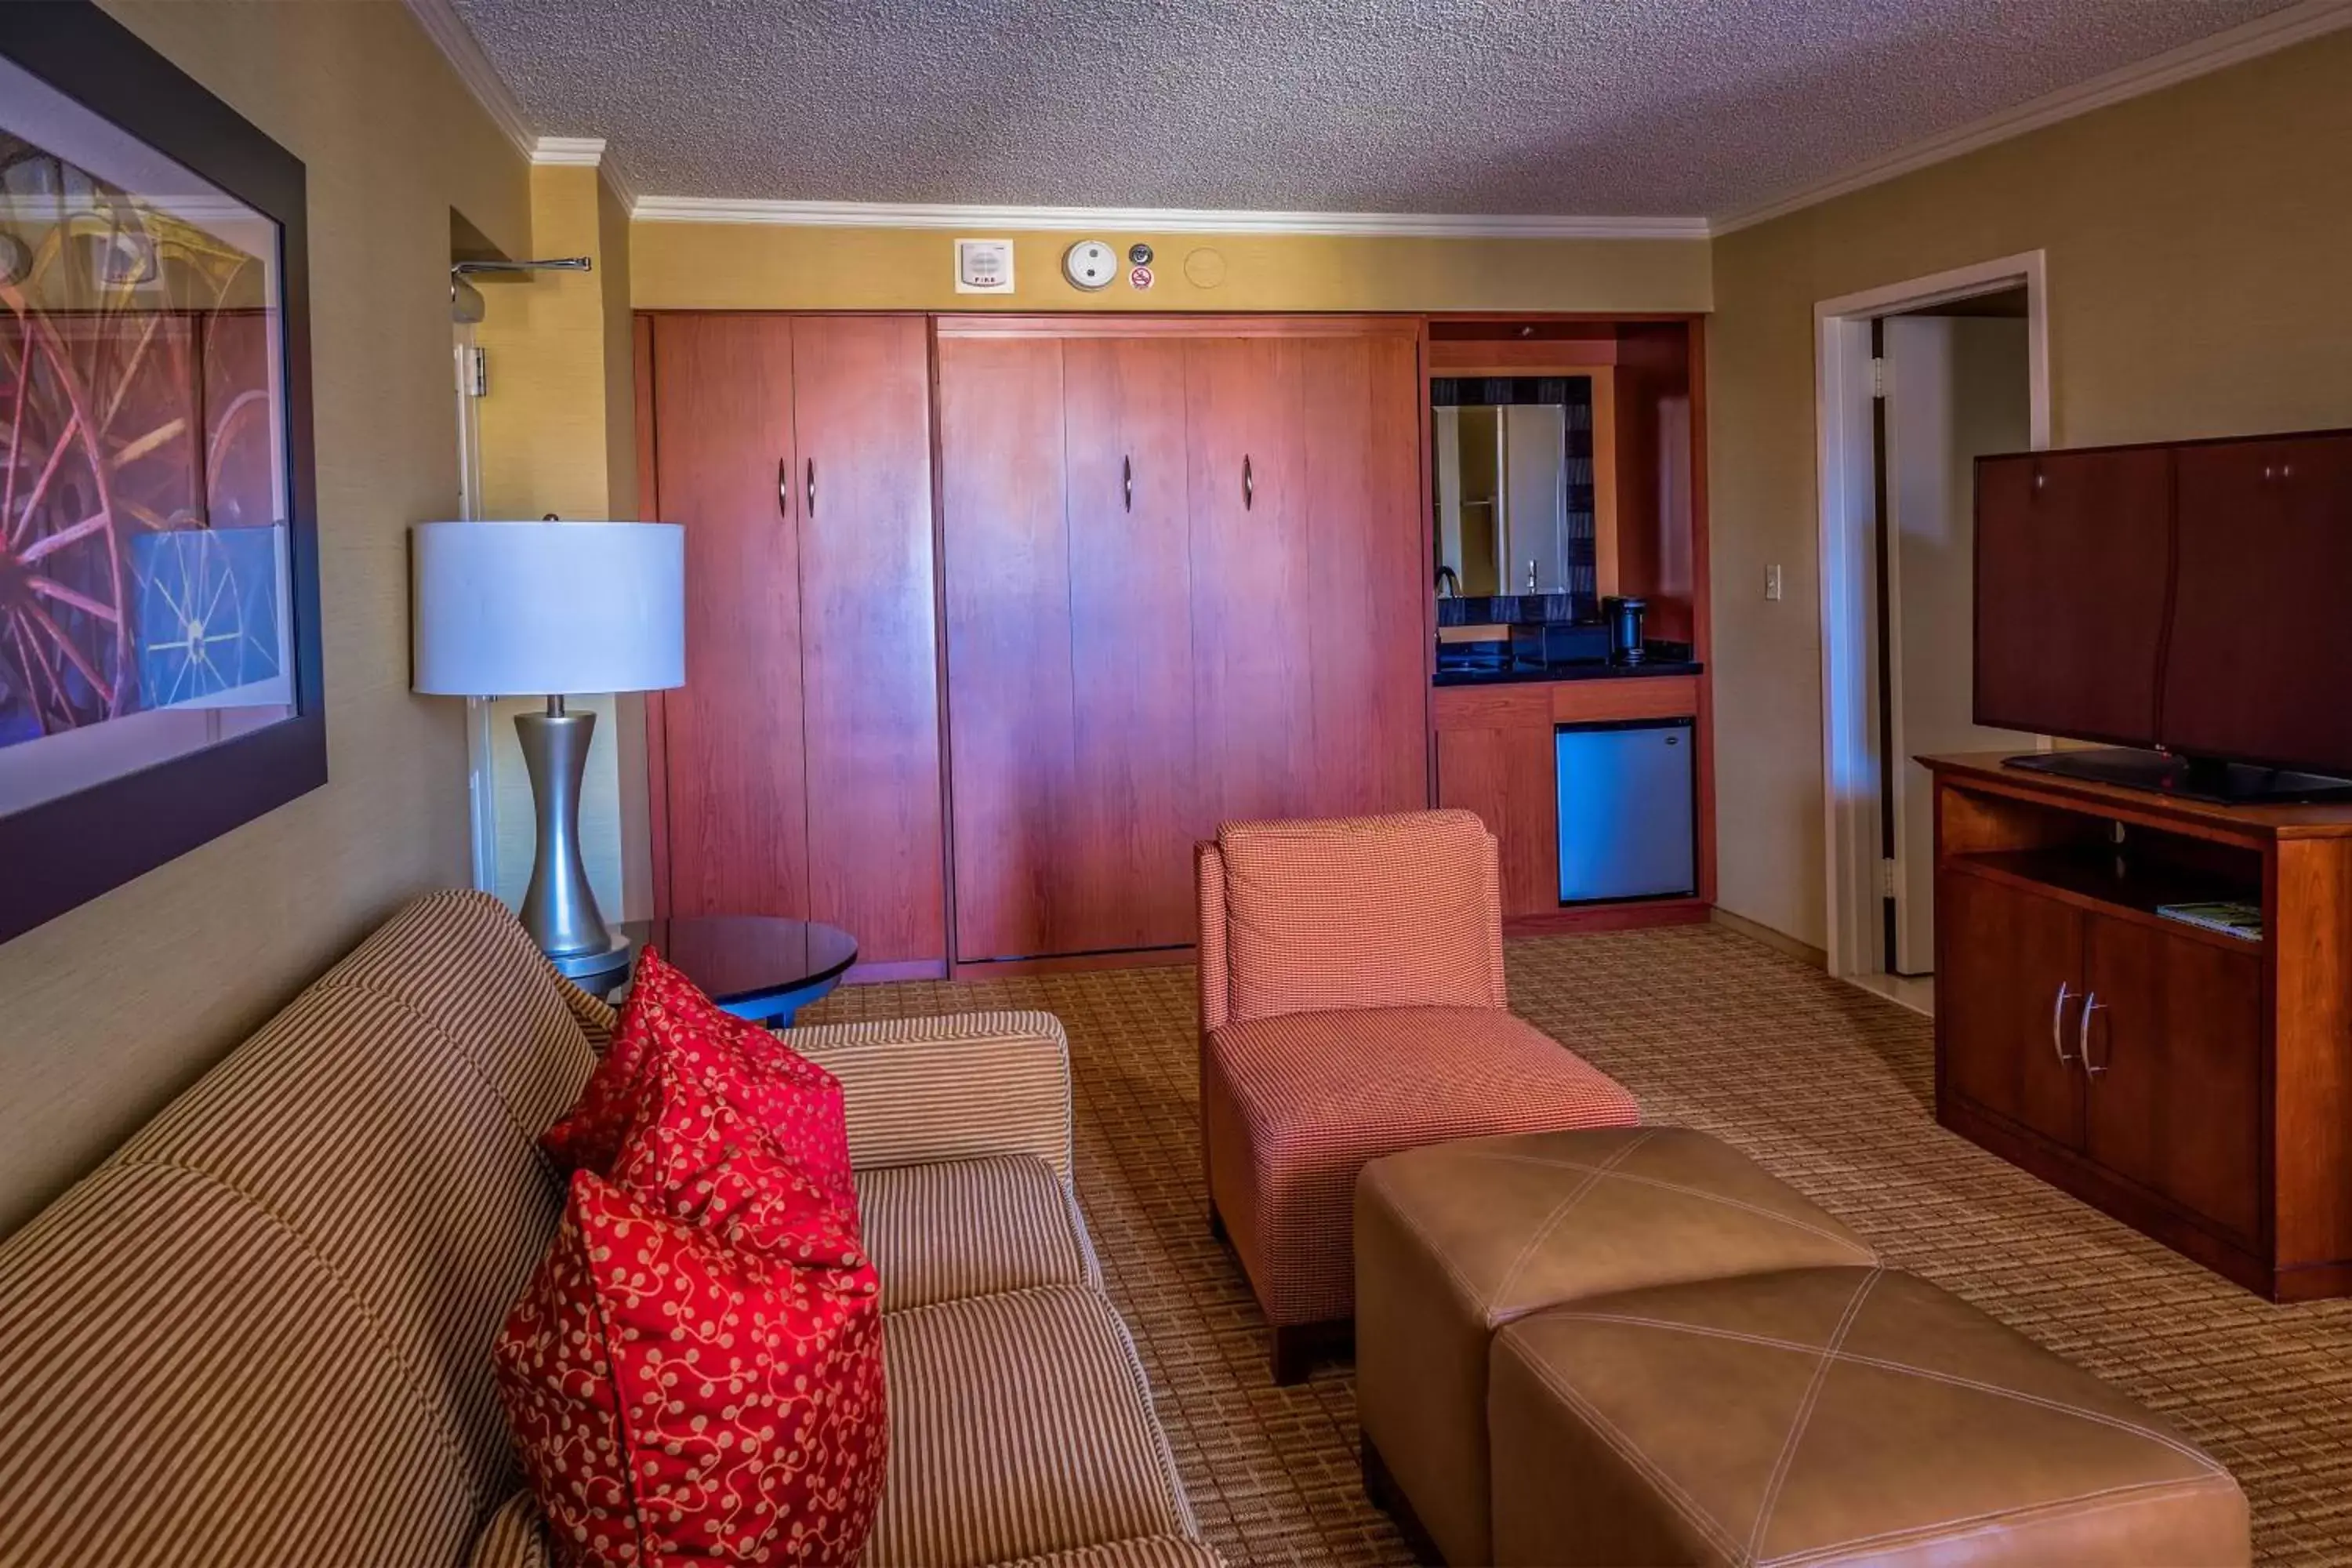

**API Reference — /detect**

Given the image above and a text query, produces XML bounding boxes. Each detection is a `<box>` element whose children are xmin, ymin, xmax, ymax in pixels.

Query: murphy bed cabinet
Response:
<box><xmin>638</xmin><ymin>314</ymin><xmax>947</xmax><ymax>977</ymax></box>
<box><xmin>935</xmin><ymin>317</ymin><xmax>1426</xmax><ymax>965</ymax></box>
<box><xmin>1926</xmin><ymin>753</ymin><xmax>2352</xmax><ymax>1301</ymax></box>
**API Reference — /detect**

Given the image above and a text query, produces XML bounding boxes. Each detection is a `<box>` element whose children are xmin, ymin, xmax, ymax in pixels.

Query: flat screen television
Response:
<box><xmin>1974</xmin><ymin>431</ymin><xmax>2352</xmax><ymax>804</ymax></box>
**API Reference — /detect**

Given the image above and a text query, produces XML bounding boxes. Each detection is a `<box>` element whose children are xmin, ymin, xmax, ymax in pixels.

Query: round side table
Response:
<box><xmin>611</xmin><ymin>916</ymin><xmax>857</xmax><ymax>1025</ymax></box>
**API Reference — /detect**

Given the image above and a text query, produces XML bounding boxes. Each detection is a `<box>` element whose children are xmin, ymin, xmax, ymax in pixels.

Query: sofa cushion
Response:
<box><xmin>543</xmin><ymin>948</ymin><xmax>855</xmax><ymax>1216</ymax></box>
<box><xmin>0</xmin><ymin>1163</ymin><xmax>480</xmax><ymax>1566</ymax></box>
<box><xmin>858</xmin><ymin>1155</ymin><xmax>1102</xmax><ymax>1313</ymax></box>
<box><xmin>1215</xmin><ymin>811</ymin><xmax>1506</xmax><ymax>1025</ymax></box>
<box><xmin>493</xmin><ymin>1167</ymin><xmax>885</xmax><ymax>1567</ymax></box>
<box><xmin>1204</xmin><ymin>1006</ymin><xmax>1640</xmax><ymax>1325</ymax></box>
<box><xmin>467</xmin><ymin>1491</ymin><xmax>553</xmax><ymax>1568</ymax></box>
<box><xmin>873</xmin><ymin>1287</ymin><xmax>1192</xmax><ymax>1568</ymax></box>
<box><xmin>1002</xmin><ymin>1539</ymin><xmax>1226</xmax><ymax>1568</ymax></box>
<box><xmin>2</xmin><ymin>888</ymin><xmax>600</xmax><ymax>1562</ymax></box>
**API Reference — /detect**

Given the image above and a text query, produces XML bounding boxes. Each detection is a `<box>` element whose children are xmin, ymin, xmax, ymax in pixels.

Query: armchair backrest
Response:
<box><xmin>1195</xmin><ymin>810</ymin><xmax>1509</xmax><ymax>1033</ymax></box>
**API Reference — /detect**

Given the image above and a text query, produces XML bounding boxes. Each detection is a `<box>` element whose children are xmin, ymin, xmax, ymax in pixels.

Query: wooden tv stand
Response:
<box><xmin>1925</xmin><ymin>752</ymin><xmax>2352</xmax><ymax>1301</ymax></box>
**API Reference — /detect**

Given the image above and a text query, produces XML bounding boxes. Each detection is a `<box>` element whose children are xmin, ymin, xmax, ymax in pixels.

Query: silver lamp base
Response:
<box><xmin>515</xmin><ymin>698</ymin><xmax>633</xmax><ymax>985</ymax></box>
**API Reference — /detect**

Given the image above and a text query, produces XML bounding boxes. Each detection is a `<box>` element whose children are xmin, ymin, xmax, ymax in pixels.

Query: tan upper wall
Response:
<box><xmin>1705</xmin><ymin>27</ymin><xmax>2352</xmax><ymax>951</ymax></box>
<box><xmin>631</xmin><ymin>223</ymin><xmax>1712</xmax><ymax>314</ymax></box>
<box><xmin>0</xmin><ymin>2</ymin><xmax>532</xmax><ymax>1237</ymax></box>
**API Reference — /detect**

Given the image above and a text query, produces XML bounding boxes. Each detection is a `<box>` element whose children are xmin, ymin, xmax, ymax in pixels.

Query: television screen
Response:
<box><xmin>1975</xmin><ymin>431</ymin><xmax>2352</xmax><ymax>783</ymax></box>
<box><xmin>2161</xmin><ymin>437</ymin><xmax>2352</xmax><ymax>779</ymax></box>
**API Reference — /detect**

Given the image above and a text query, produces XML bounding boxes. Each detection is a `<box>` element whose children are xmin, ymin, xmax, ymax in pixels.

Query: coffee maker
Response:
<box><xmin>1603</xmin><ymin>595</ymin><xmax>1648</xmax><ymax>665</ymax></box>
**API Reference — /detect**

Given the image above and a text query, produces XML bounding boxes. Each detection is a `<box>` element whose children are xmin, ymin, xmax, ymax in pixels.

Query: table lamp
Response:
<box><xmin>412</xmin><ymin>519</ymin><xmax>684</xmax><ymax>982</ymax></box>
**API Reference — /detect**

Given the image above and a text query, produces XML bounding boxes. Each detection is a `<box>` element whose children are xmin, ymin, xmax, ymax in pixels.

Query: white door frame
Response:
<box><xmin>1814</xmin><ymin>251</ymin><xmax>2051</xmax><ymax>979</ymax></box>
<box><xmin>452</xmin><ymin>324</ymin><xmax>499</xmax><ymax>895</ymax></box>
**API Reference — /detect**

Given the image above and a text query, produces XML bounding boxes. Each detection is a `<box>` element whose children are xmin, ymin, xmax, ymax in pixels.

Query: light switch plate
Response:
<box><xmin>1766</xmin><ymin>564</ymin><xmax>1784</xmax><ymax>601</ymax></box>
<box><xmin>955</xmin><ymin>238</ymin><xmax>1014</xmax><ymax>294</ymax></box>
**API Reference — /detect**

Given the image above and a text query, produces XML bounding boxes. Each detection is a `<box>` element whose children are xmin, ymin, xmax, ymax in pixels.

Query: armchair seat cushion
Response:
<box><xmin>1203</xmin><ymin>1007</ymin><xmax>1639</xmax><ymax>1327</ymax></box>
<box><xmin>857</xmin><ymin>1154</ymin><xmax>1102</xmax><ymax>1313</ymax></box>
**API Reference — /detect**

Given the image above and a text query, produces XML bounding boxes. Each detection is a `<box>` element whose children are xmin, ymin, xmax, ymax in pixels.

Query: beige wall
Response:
<box><xmin>632</xmin><ymin>223</ymin><xmax>1711</xmax><ymax>314</ymax></box>
<box><xmin>474</xmin><ymin>165</ymin><xmax>646</xmax><ymax>924</ymax></box>
<box><xmin>1706</xmin><ymin>29</ymin><xmax>2352</xmax><ymax>949</ymax></box>
<box><xmin>0</xmin><ymin>2</ymin><xmax>532</xmax><ymax>1236</ymax></box>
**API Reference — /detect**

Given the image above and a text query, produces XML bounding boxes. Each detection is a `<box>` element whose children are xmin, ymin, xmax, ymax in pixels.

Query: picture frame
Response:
<box><xmin>0</xmin><ymin>2</ymin><xmax>325</xmax><ymax>945</ymax></box>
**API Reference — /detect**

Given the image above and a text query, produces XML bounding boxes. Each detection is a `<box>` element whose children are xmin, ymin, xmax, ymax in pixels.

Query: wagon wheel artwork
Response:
<box><xmin>0</xmin><ymin>132</ymin><xmax>277</xmax><ymax>744</ymax></box>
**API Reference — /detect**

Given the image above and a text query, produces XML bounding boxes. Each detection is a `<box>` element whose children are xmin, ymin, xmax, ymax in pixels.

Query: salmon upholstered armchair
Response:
<box><xmin>1195</xmin><ymin>809</ymin><xmax>1641</xmax><ymax>1383</ymax></box>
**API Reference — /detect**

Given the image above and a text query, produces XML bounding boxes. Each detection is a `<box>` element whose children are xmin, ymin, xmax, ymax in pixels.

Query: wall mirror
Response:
<box><xmin>1431</xmin><ymin>376</ymin><xmax>1599</xmax><ymax>613</ymax></box>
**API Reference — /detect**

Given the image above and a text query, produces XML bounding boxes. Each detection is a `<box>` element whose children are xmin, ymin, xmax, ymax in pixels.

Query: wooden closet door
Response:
<box><xmin>938</xmin><ymin>336</ymin><xmax>1078</xmax><ymax>962</ymax></box>
<box><xmin>1064</xmin><ymin>337</ymin><xmax>1198</xmax><ymax>950</ymax></box>
<box><xmin>1294</xmin><ymin>329</ymin><xmax>1428</xmax><ymax>815</ymax></box>
<box><xmin>1186</xmin><ymin>337</ymin><xmax>1313</xmax><ymax>827</ymax></box>
<box><xmin>791</xmin><ymin>316</ymin><xmax>945</xmax><ymax>967</ymax></box>
<box><xmin>652</xmin><ymin>314</ymin><xmax>808</xmax><ymax>918</ymax></box>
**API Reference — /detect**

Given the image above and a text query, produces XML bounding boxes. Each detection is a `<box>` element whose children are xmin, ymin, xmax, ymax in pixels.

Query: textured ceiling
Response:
<box><xmin>451</xmin><ymin>0</ymin><xmax>2298</xmax><ymax>219</ymax></box>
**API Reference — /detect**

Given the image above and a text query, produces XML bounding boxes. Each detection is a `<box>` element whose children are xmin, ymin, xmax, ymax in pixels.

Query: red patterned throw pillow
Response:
<box><xmin>541</xmin><ymin>948</ymin><xmax>856</xmax><ymax>1221</ymax></box>
<box><xmin>495</xmin><ymin>1058</ymin><xmax>888</xmax><ymax>1567</ymax></box>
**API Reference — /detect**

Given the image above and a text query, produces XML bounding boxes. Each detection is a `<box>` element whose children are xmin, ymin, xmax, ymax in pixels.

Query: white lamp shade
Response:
<box><xmin>412</xmin><ymin>520</ymin><xmax>685</xmax><ymax>696</ymax></box>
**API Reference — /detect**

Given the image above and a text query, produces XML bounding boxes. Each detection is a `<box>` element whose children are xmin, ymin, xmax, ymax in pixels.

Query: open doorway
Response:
<box><xmin>1815</xmin><ymin>254</ymin><xmax>2050</xmax><ymax>1011</ymax></box>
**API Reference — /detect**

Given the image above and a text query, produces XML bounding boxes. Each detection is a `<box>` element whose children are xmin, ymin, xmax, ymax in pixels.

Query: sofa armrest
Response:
<box><xmin>778</xmin><ymin>1011</ymin><xmax>1074</xmax><ymax>1180</ymax></box>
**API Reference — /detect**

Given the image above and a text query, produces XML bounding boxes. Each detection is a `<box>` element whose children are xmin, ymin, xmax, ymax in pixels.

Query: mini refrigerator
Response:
<box><xmin>1555</xmin><ymin>717</ymin><xmax>1696</xmax><ymax>903</ymax></box>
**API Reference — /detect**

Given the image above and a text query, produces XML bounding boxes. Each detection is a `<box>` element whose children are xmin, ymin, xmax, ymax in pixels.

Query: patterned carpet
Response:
<box><xmin>802</xmin><ymin>924</ymin><xmax>2352</xmax><ymax>1566</ymax></box>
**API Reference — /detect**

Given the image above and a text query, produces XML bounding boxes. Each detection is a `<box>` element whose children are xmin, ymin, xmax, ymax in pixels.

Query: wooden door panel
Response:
<box><xmin>1436</xmin><ymin>725</ymin><xmax>1558</xmax><ymax>916</ymax></box>
<box><xmin>1185</xmin><ymin>336</ymin><xmax>1313</xmax><ymax>828</ymax></box>
<box><xmin>1064</xmin><ymin>337</ymin><xmax>1198</xmax><ymax>951</ymax></box>
<box><xmin>1295</xmin><ymin>332</ymin><xmax>1428</xmax><ymax>817</ymax></box>
<box><xmin>1937</xmin><ymin>870</ymin><xmax>2084</xmax><ymax>1148</ymax></box>
<box><xmin>938</xmin><ymin>336</ymin><xmax>1078</xmax><ymax>962</ymax></box>
<box><xmin>652</xmin><ymin>314</ymin><xmax>808</xmax><ymax>918</ymax></box>
<box><xmin>2083</xmin><ymin>916</ymin><xmax>2265</xmax><ymax>1243</ymax></box>
<box><xmin>1973</xmin><ymin>447</ymin><xmax>2172</xmax><ymax>745</ymax></box>
<box><xmin>790</xmin><ymin>316</ymin><xmax>945</xmax><ymax>964</ymax></box>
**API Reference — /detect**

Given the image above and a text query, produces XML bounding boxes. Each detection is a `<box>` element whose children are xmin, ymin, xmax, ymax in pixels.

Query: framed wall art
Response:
<box><xmin>0</xmin><ymin>2</ymin><xmax>324</xmax><ymax>944</ymax></box>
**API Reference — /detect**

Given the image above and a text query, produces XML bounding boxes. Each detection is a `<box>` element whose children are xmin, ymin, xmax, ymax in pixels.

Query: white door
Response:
<box><xmin>1883</xmin><ymin>314</ymin><xmax>2035</xmax><ymax>972</ymax></box>
<box><xmin>1501</xmin><ymin>402</ymin><xmax>1567</xmax><ymax>593</ymax></box>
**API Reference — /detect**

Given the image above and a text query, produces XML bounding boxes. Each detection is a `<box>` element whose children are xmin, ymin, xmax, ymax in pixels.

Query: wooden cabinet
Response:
<box><xmin>2080</xmin><ymin>916</ymin><xmax>2264</xmax><ymax>1246</ymax></box>
<box><xmin>789</xmin><ymin>317</ymin><xmax>946</xmax><ymax>967</ymax></box>
<box><xmin>1929</xmin><ymin>753</ymin><xmax>2352</xmax><ymax>1300</ymax></box>
<box><xmin>648</xmin><ymin>314</ymin><xmax>808</xmax><ymax>921</ymax></box>
<box><xmin>938</xmin><ymin>318</ymin><xmax>1427</xmax><ymax>964</ymax></box>
<box><xmin>1434</xmin><ymin>675</ymin><xmax>1710</xmax><ymax>931</ymax></box>
<box><xmin>1936</xmin><ymin>871</ymin><xmax>2083</xmax><ymax>1151</ymax></box>
<box><xmin>644</xmin><ymin>314</ymin><xmax>945</xmax><ymax>970</ymax></box>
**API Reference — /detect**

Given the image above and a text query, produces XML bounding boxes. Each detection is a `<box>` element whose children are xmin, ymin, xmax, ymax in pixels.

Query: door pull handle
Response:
<box><xmin>777</xmin><ymin>459</ymin><xmax>789</xmax><ymax>520</ymax></box>
<box><xmin>2079</xmin><ymin>992</ymin><xmax>2107</xmax><ymax>1076</ymax></box>
<box><xmin>2050</xmin><ymin>982</ymin><xmax>2076</xmax><ymax>1065</ymax></box>
<box><xmin>807</xmin><ymin>458</ymin><xmax>817</xmax><ymax>519</ymax></box>
<box><xmin>1243</xmin><ymin>455</ymin><xmax>1254</xmax><ymax>511</ymax></box>
<box><xmin>1123</xmin><ymin>455</ymin><xmax>1133</xmax><ymax>514</ymax></box>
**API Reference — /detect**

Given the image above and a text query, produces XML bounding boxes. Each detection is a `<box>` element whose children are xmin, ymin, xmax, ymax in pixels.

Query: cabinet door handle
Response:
<box><xmin>2079</xmin><ymin>992</ymin><xmax>2108</xmax><ymax>1076</ymax></box>
<box><xmin>1243</xmin><ymin>455</ymin><xmax>1254</xmax><ymax>511</ymax></box>
<box><xmin>777</xmin><ymin>459</ymin><xmax>789</xmax><ymax>520</ymax></box>
<box><xmin>806</xmin><ymin>458</ymin><xmax>817</xmax><ymax>519</ymax></box>
<box><xmin>2050</xmin><ymin>981</ymin><xmax>2076</xmax><ymax>1064</ymax></box>
<box><xmin>1123</xmin><ymin>455</ymin><xmax>1133</xmax><ymax>514</ymax></box>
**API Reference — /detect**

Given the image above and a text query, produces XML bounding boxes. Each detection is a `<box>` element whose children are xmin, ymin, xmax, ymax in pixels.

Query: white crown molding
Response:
<box><xmin>629</xmin><ymin>196</ymin><xmax>1709</xmax><ymax>241</ymax></box>
<box><xmin>531</xmin><ymin>136</ymin><xmax>606</xmax><ymax>167</ymax></box>
<box><xmin>531</xmin><ymin>135</ymin><xmax>640</xmax><ymax>206</ymax></box>
<box><xmin>1715</xmin><ymin>0</ymin><xmax>2352</xmax><ymax>234</ymax></box>
<box><xmin>403</xmin><ymin>0</ymin><xmax>533</xmax><ymax>161</ymax></box>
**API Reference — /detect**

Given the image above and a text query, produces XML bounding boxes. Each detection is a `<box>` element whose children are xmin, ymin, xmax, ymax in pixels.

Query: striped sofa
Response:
<box><xmin>0</xmin><ymin>889</ymin><xmax>1215</xmax><ymax>1568</ymax></box>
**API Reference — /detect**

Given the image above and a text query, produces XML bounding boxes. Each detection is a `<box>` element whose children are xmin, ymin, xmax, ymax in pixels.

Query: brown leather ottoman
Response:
<box><xmin>1490</xmin><ymin>1267</ymin><xmax>2250</xmax><ymax>1567</ymax></box>
<box><xmin>1355</xmin><ymin>1127</ymin><xmax>1878</xmax><ymax>1566</ymax></box>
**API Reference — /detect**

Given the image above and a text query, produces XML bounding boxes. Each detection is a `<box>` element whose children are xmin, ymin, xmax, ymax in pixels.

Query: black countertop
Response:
<box><xmin>1435</xmin><ymin>657</ymin><xmax>1704</xmax><ymax>688</ymax></box>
